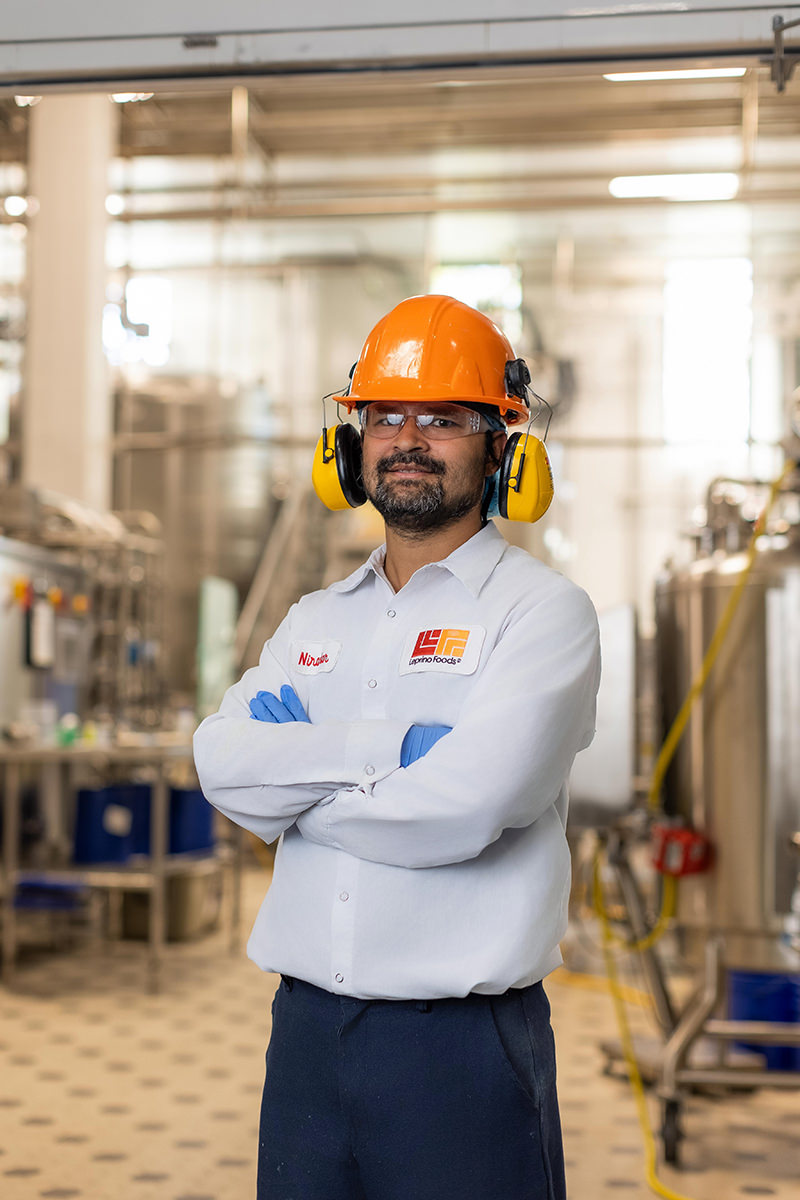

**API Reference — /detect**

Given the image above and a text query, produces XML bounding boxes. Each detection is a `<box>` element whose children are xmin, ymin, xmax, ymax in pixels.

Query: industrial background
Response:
<box><xmin>0</xmin><ymin>4</ymin><xmax>799</xmax><ymax>1198</ymax></box>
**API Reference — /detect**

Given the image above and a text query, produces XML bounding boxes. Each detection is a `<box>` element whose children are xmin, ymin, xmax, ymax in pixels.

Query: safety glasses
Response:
<box><xmin>359</xmin><ymin>403</ymin><xmax>490</xmax><ymax>441</ymax></box>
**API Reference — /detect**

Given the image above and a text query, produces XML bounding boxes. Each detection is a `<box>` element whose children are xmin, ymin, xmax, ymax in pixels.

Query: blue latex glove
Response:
<box><xmin>400</xmin><ymin>724</ymin><xmax>452</xmax><ymax>767</ymax></box>
<box><xmin>249</xmin><ymin>684</ymin><xmax>310</xmax><ymax>724</ymax></box>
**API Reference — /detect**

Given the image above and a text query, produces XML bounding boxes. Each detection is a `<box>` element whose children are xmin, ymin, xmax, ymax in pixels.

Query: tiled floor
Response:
<box><xmin>1</xmin><ymin>869</ymin><xmax>798</xmax><ymax>1199</ymax></box>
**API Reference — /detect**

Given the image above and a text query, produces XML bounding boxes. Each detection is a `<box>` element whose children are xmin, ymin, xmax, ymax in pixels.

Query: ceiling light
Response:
<box><xmin>14</xmin><ymin>95</ymin><xmax>41</xmax><ymax>107</ymax></box>
<box><xmin>604</xmin><ymin>67</ymin><xmax>747</xmax><ymax>81</ymax></box>
<box><xmin>111</xmin><ymin>92</ymin><xmax>154</xmax><ymax>104</ymax></box>
<box><xmin>4</xmin><ymin>195</ymin><xmax>28</xmax><ymax>217</ymax></box>
<box><xmin>609</xmin><ymin>173</ymin><xmax>739</xmax><ymax>201</ymax></box>
<box><xmin>105</xmin><ymin>194</ymin><xmax>125</xmax><ymax>216</ymax></box>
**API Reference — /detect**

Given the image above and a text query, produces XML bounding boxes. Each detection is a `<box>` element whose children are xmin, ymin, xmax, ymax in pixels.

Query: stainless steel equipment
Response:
<box><xmin>0</xmin><ymin>485</ymin><xmax>165</xmax><ymax>731</ymax></box>
<box><xmin>634</xmin><ymin>468</ymin><xmax>800</xmax><ymax>1163</ymax></box>
<box><xmin>0</xmin><ymin>534</ymin><xmax>94</xmax><ymax>731</ymax></box>
<box><xmin>655</xmin><ymin>472</ymin><xmax>800</xmax><ymax>971</ymax></box>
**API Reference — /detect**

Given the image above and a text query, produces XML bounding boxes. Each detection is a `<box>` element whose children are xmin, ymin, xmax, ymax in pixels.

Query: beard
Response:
<box><xmin>365</xmin><ymin>448</ymin><xmax>486</xmax><ymax>534</ymax></box>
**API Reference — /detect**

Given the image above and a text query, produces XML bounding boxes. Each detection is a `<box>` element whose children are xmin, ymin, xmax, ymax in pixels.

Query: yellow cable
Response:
<box><xmin>594</xmin><ymin>858</ymin><xmax>696</xmax><ymax>1200</ymax></box>
<box><xmin>593</xmin><ymin>862</ymin><xmax>676</xmax><ymax>953</ymax></box>
<box><xmin>551</xmin><ymin>966</ymin><xmax>653</xmax><ymax>1010</ymax></box>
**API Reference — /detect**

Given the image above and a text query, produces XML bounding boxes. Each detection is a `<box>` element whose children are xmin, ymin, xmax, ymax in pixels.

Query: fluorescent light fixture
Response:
<box><xmin>604</xmin><ymin>67</ymin><xmax>747</xmax><ymax>81</ymax></box>
<box><xmin>105</xmin><ymin>194</ymin><xmax>125</xmax><ymax>216</ymax></box>
<box><xmin>111</xmin><ymin>92</ymin><xmax>154</xmax><ymax>104</ymax></box>
<box><xmin>609</xmin><ymin>173</ymin><xmax>739</xmax><ymax>201</ymax></box>
<box><xmin>3</xmin><ymin>195</ymin><xmax>28</xmax><ymax>217</ymax></box>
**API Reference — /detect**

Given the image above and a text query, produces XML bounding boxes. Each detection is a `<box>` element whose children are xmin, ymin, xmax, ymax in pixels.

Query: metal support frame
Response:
<box><xmin>600</xmin><ymin>829</ymin><xmax>800</xmax><ymax>1164</ymax></box>
<box><xmin>606</xmin><ymin>830</ymin><xmax>677</xmax><ymax>1036</ymax></box>
<box><xmin>0</xmin><ymin>743</ymin><xmax>243</xmax><ymax>993</ymax></box>
<box><xmin>767</xmin><ymin>15</ymin><xmax>800</xmax><ymax>93</ymax></box>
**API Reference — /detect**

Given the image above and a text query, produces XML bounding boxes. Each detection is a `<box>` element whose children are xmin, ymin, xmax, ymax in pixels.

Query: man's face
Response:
<box><xmin>360</xmin><ymin>403</ymin><xmax>505</xmax><ymax>534</ymax></box>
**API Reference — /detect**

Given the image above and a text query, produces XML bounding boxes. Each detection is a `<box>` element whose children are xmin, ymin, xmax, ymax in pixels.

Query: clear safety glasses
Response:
<box><xmin>359</xmin><ymin>403</ymin><xmax>490</xmax><ymax>441</ymax></box>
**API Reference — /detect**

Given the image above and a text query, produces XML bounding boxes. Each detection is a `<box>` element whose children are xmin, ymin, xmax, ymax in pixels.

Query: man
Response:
<box><xmin>193</xmin><ymin>294</ymin><xmax>600</xmax><ymax>1200</ymax></box>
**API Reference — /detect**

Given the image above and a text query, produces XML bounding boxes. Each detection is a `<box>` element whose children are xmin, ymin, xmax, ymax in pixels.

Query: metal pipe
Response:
<box><xmin>703</xmin><ymin>1019</ymin><xmax>800</xmax><ymax>1044</ymax></box>
<box><xmin>608</xmin><ymin>832</ymin><xmax>677</xmax><ymax>1034</ymax></box>
<box><xmin>1</xmin><ymin>762</ymin><xmax>21</xmax><ymax>986</ymax></box>
<box><xmin>147</xmin><ymin>769</ymin><xmax>168</xmax><ymax>995</ymax></box>
<box><xmin>677</xmin><ymin>1067</ymin><xmax>800</xmax><ymax>1088</ymax></box>
<box><xmin>660</xmin><ymin>936</ymin><xmax>723</xmax><ymax>1099</ymax></box>
<box><xmin>234</xmin><ymin>488</ymin><xmax>304</xmax><ymax>667</ymax></box>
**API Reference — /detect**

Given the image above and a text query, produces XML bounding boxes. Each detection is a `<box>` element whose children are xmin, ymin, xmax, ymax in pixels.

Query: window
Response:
<box><xmin>662</xmin><ymin>258</ymin><xmax>752</xmax><ymax>445</ymax></box>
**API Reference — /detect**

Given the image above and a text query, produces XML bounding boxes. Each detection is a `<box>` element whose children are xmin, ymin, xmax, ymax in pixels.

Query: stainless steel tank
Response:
<box><xmin>654</xmin><ymin>474</ymin><xmax>800</xmax><ymax>970</ymax></box>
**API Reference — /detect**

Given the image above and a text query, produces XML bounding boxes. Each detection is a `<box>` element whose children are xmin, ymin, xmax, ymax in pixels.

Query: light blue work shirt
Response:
<box><xmin>193</xmin><ymin>521</ymin><xmax>600</xmax><ymax>1000</ymax></box>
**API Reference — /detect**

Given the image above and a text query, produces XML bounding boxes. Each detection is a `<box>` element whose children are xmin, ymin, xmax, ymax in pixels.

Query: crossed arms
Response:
<box><xmin>192</xmin><ymin>587</ymin><xmax>600</xmax><ymax>870</ymax></box>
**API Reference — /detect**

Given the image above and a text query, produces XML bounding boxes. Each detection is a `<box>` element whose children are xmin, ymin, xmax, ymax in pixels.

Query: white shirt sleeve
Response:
<box><xmin>294</xmin><ymin>585</ymin><xmax>600</xmax><ymax>868</ymax></box>
<box><xmin>193</xmin><ymin>605</ymin><xmax>407</xmax><ymax>844</ymax></box>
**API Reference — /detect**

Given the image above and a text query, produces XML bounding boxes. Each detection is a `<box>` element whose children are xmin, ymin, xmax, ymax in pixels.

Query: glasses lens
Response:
<box><xmin>362</xmin><ymin>404</ymin><xmax>483</xmax><ymax>440</ymax></box>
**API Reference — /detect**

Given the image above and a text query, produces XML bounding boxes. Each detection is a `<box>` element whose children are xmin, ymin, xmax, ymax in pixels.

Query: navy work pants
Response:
<box><xmin>257</xmin><ymin>975</ymin><xmax>566</xmax><ymax>1200</ymax></box>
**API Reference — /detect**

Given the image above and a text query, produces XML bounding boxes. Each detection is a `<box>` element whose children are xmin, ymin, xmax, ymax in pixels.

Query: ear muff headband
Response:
<box><xmin>312</xmin><ymin>423</ymin><xmax>366</xmax><ymax>510</ymax></box>
<box><xmin>498</xmin><ymin>431</ymin><xmax>554</xmax><ymax>523</ymax></box>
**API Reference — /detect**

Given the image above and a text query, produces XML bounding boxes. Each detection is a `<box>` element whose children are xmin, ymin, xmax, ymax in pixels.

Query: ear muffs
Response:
<box><xmin>497</xmin><ymin>431</ymin><xmax>554</xmax><ymax>523</ymax></box>
<box><xmin>312</xmin><ymin>423</ymin><xmax>366</xmax><ymax>510</ymax></box>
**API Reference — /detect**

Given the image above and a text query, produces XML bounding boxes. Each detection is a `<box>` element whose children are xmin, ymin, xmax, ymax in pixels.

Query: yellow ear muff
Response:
<box><xmin>497</xmin><ymin>431</ymin><xmax>554</xmax><ymax>523</ymax></box>
<box><xmin>312</xmin><ymin>424</ymin><xmax>366</xmax><ymax>510</ymax></box>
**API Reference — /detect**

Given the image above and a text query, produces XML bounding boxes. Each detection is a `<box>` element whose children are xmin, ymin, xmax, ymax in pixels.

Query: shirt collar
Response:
<box><xmin>329</xmin><ymin>521</ymin><xmax>507</xmax><ymax>598</ymax></box>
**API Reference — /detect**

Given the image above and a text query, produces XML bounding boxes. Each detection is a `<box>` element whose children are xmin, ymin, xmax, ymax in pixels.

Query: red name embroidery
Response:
<box><xmin>298</xmin><ymin>651</ymin><xmax>329</xmax><ymax>668</ymax></box>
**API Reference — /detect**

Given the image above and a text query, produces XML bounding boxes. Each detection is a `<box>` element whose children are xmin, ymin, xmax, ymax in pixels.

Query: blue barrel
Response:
<box><xmin>169</xmin><ymin>788</ymin><xmax>215</xmax><ymax>854</ymax></box>
<box><xmin>73</xmin><ymin>788</ymin><xmax>133</xmax><ymax>864</ymax></box>
<box><xmin>728</xmin><ymin>969</ymin><xmax>800</xmax><ymax>1071</ymax></box>
<box><xmin>74</xmin><ymin>784</ymin><xmax>215</xmax><ymax>861</ymax></box>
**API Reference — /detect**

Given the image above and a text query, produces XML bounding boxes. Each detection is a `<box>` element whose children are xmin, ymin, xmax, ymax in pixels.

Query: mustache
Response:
<box><xmin>376</xmin><ymin>450</ymin><xmax>445</xmax><ymax>477</ymax></box>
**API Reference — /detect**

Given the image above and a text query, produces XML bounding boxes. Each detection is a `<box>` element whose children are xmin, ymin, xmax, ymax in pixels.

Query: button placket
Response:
<box><xmin>360</xmin><ymin>610</ymin><xmax>397</xmax><ymax>720</ymax></box>
<box><xmin>331</xmin><ymin>855</ymin><xmax>357</xmax><ymax>993</ymax></box>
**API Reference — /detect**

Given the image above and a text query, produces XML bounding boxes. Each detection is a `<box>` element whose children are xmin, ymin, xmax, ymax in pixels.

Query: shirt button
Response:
<box><xmin>367</xmin><ymin>678</ymin><xmax>378</xmax><ymax>689</ymax></box>
<box><xmin>364</xmin><ymin>764</ymin><xmax>375</xmax><ymax>776</ymax></box>
<box><xmin>387</xmin><ymin>609</ymin><xmax>396</xmax><ymax>618</ymax></box>
<box><xmin>335</xmin><ymin>973</ymin><xmax>344</xmax><ymax>983</ymax></box>
<box><xmin>339</xmin><ymin>891</ymin><xmax>349</xmax><ymax>902</ymax></box>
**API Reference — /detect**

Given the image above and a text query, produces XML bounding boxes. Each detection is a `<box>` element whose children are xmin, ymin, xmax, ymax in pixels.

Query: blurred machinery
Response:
<box><xmin>0</xmin><ymin>486</ymin><xmax>239</xmax><ymax>990</ymax></box>
<box><xmin>0</xmin><ymin>484</ymin><xmax>165</xmax><ymax>734</ymax></box>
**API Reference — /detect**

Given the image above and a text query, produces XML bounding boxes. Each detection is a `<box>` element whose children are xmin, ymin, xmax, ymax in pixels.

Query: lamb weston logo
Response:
<box><xmin>409</xmin><ymin>628</ymin><xmax>470</xmax><ymax>666</ymax></box>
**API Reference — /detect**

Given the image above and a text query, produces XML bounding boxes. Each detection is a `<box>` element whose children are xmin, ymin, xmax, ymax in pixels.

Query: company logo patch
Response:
<box><xmin>292</xmin><ymin>640</ymin><xmax>341</xmax><ymax>675</ymax></box>
<box><xmin>411</xmin><ymin>628</ymin><xmax>470</xmax><ymax>663</ymax></box>
<box><xmin>400</xmin><ymin>625</ymin><xmax>485</xmax><ymax>675</ymax></box>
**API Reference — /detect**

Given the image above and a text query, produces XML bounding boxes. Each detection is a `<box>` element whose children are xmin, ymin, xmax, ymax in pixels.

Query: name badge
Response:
<box><xmin>292</xmin><ymin>640</ymin><xmax>341</xmax><ymax>675</ymax></box>
<box><xmin>399</xmin><ymin>625</ymin><xmax>485</xmax><ymax>675</ymax></box>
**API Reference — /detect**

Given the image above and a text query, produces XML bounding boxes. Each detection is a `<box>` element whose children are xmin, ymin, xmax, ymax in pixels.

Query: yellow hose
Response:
<box><xmin>551</xmin><ymin>965</ymin><xmax>653</xmax><ymax>1010</ymax></box>
<box><xmin>594</xmin><ymin>856</ymin><xmax>695</xmax><ymax>1200</ymax></box>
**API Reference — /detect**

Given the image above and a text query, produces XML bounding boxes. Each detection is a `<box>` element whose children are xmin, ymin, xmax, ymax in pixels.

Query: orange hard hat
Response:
<box><xmin>341</xmin><ymin>294</ymin><xmax>530</xmax><ymax>425</ymax></box>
